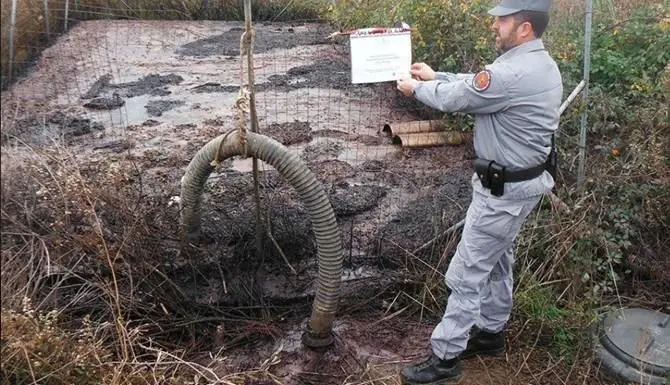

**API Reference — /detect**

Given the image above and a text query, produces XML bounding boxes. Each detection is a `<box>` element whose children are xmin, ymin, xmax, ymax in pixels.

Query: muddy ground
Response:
<box><xmin>0</xmin><ymin>20</ymin><xmax>624</xmax><ymax>385</ymax></box>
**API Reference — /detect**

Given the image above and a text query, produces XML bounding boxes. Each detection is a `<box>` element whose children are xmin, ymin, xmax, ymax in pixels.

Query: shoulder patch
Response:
<box><xmin>472</xmin><ymin>70</ymin><xmax>492</xmax><ymax>92</ymax></box>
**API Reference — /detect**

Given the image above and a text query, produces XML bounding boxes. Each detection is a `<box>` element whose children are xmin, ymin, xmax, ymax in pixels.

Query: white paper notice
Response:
<box><xmin>350</xmin><ymin>29</ymin><xmax>412</xmax><ymax>84</ymax></box>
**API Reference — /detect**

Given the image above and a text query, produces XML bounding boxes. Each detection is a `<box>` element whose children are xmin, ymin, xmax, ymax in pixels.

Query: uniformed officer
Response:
<box><xmin>396</xmin><ymin>0</ymin><xmax>562</xmax><ymax>383</ymax></box>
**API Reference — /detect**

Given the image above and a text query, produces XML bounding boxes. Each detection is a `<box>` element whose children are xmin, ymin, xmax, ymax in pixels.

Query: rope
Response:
<box><xmin>210</xmin><ymin>23</ymin><xmax>254</xmax><ymax>165</ymax></box>
<box><xmin>236</xmin><ymin>29</ymin><xmax>254</xmax><ymax>158</ymax></box>
<box><xmin>234</xmin><ymin>86</ymin><xmax>250</xmax><ymax>158</ymax></box>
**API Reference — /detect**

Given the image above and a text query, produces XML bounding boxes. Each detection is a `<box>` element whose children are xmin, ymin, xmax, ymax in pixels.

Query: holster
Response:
<box><xmin>474</xmin><ymin>159</ymin><xmax>505</xmax><ymax>197</ymax></box>
<box><xmin>546</xmin><ymin>147</ymin><xmax>558</xmax><ymax>181</ymax></box>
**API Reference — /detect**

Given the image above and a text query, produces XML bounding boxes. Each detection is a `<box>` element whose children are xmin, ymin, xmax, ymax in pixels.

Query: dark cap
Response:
<box><xmin>488</xmin><ymin>0</ymin><xmax>552</xmax><ymax>16</ymax></box>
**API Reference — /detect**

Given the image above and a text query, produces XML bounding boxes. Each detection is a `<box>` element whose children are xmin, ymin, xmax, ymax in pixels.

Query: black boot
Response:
<box><xmin>460</xmin><ymin>327</ymin><xmax>505</xmax><ymax>359</ymax></box>
<box><xmin>400</xmin><ymin>354</ymin><xmax>462</xmax><ymax>384</ymax></box>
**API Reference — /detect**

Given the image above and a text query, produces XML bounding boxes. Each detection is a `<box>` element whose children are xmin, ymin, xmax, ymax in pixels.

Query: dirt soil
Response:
<box><xmin>0</xmin><ymin>20</ymin><xmax>621</xmax><ymax>385</ymax></box>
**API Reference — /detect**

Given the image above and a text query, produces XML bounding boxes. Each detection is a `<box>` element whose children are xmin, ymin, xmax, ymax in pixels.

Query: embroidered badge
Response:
<box><xmin>472</xmin><ymin>70</ymin><xmax>492</xmax><ymax>92</ymax></box>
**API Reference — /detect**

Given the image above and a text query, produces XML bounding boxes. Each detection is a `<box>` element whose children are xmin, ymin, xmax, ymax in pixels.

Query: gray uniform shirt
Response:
<box><xmin>414</xmin><ymin>39</ymin><xmax>563</xmax><ymax>200</ymax></box>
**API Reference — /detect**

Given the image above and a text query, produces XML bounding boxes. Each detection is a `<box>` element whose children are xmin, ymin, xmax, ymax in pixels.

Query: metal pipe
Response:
<box><xmin>382</xmin><ymin>120</ymin><xmax>451</xmax><ymax>136</ymax></box>
<box><xmin>578</xmin><ymin>0</ymin><xmax>593</xmax><ymax>187</ymax></box>
<box><xmin>244</xmin><ymin>0</ymin><xmax>252</xmax><ymax>29</ymax></box>
<box><xmin>559</xmin><ymin>79</ymin><xmax>586</xmax><ymax>116</ymax></box>
<box><xmin>43</xmin><ymin>0</ymin><xmax>50</xmax><ymax>39</ymax></box>
<box><xmin>180</xmin><ymin>131</ymin><xmax>343</xmax><ymax>348</ymax></box>
<box><xmin>64</xmin><ymin>0</ymin><xmax>69</xmax><ymax>30</ymax></box>
<box><xmin>392</xmin><ymin>131</ymin><xmax>468</xmax><ymax>148</ymax></box>
<box><xmin>8</xmin><ymin>0</ymin><xmax>18</xmax><ymax>84</ymax></box>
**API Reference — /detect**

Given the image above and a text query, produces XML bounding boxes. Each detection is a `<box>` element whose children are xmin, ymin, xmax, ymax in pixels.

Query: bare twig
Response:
<box><xmin>411</xmin><ymin>219</ymin><xmax>465</xmax><ymax>255</ymax></box>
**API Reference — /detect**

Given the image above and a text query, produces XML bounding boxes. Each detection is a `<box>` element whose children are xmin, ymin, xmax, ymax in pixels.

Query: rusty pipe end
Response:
<box><xmin>301</xmin><ymin>327</ymin><xmax>334</xmax><ymax>348</ymax></box>
<box><xmin>302</xmin><ymin>309</ymin><xmax>335</xmax><ymax>348</ymax></box>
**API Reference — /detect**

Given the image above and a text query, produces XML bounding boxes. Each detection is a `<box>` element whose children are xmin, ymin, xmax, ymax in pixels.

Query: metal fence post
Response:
<box><xmin>8</xmin><ymin>0</ymin><xmax>18</xmax><ymax>84</ymax></box>
<box><xmin>64</xmin><ymin>0</ymin><xmax>70</xmax><ymax>30</ymax></box>
<box><xmin>43</xmin><ymin>0</ymin><xmax>50</xmax><ymax>39</ymax></box>
<box><xmin>577</xmin><ymin>0</ymin><xmax>593</xmax><ymax>187</ymax></box>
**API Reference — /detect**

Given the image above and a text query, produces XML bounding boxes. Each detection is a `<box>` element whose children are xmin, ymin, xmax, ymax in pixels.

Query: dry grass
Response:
<box><xmin>1</xmin><ymin>302</ymin><xmax>288</xmax><ymax>385</ymax></box>
<box><xmin>0</xmin><ymin>137</ymin><xmax>291</xmax><ymax>384</ymax></box>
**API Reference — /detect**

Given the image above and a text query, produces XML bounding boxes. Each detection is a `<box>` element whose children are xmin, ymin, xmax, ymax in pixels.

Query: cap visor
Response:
<box><xmin>487</xmin><ymin>5</ymin><xmax>521</xmax><ymax>16</ymax></box>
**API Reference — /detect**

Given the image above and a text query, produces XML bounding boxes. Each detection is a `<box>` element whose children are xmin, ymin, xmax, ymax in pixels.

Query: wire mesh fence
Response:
<box><xmin>1</xmin><ymin>0</ymin><xmax>479</xmax><ymax>311</ymax></box>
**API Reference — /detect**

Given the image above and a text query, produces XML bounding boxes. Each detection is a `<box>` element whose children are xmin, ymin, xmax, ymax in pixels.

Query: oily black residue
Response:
<box><xmin>374</xmin><ymin>172</ymin><xmax>472</xmax><ymax>261</ymax></box>
<box><xmin>3</xmin><ymin>111</ymin><xmax>104</xmax><ymax>145</ymax></box>
<box><xmin>191</xmin><ymin>82</ymin><xmax>240</xmax><ymax>94</ymax></box>
<box><xmin>145</xmin><ymin>100</ymin><xmax>186</xmax><ymax>117</ymax></box>
<box><xmin>81</xmin><ymin>73</ymin><xmax>184</xmax><ymax>100</ymax></box>
<box><xmin>329</xmin><ymin>183</ymin><xmax>388</xmax><ymax>217</ymax></box>
<box><xmin>266</xmin><ymin>59</ymin><xmax>354</xmax><ymax>91</ymax></box>
<box><xmin>190</xmin><ymin>58</ymin><xmax>359</xmax><ymax>94</ymax></box>
<box><xmin>176</xmin><ymin>24</ymin><xmax>336</xmax><ymax>57</ymax></box>
<box><xmin>83</xmin><ymin>94</ymin><xmax>125</xmax><ymax>110</ymax></box>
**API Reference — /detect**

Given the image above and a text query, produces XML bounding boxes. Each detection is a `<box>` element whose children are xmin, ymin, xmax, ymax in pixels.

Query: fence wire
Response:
<box><xmin>1</xmin><ymin>1</ymin><xmax>507</xmax><ymax>307</ymax></box>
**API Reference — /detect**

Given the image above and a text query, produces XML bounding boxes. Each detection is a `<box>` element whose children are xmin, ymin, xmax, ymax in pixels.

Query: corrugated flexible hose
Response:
<box><xmin>180</xmin><ymin>130</ymin><xmax>343</xmax><ymax>348</ymax></box>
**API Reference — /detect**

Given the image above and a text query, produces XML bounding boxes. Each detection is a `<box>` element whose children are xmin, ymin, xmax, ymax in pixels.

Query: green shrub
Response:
<box><xmin>557</xmin><ymin>5</ymin><xmax>669</xmax><ymax>128</ymax></box>
<box><xmin>1</xmin><ymin>300</ymin><xmax>112</xmax><ymax>385</ymax></box>
<box><xmin>325</xmin><ymin>0</ymin><xmax>496</xmax><ymax>72</ymax></box>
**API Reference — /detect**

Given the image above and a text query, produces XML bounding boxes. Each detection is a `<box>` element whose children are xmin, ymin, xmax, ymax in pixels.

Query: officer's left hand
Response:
<box><xmin>397</xmin><ymin>77</ymin><xmax>418</xmax><ymax>97</ymax></box>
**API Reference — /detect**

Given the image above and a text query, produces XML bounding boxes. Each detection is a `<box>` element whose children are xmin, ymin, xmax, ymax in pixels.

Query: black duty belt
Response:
<box><xmin>475</xmin><ymin>158</ymin><xmax>549</xmax><ymax>197</ymax></box>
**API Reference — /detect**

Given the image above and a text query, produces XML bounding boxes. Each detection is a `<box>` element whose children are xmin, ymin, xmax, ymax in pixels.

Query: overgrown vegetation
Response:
<box><xmin>1</xmin><ymin>0</ymin><xmax>669</xmax><ymax>384</ymax></box>
<box><xmin>0</xmin><ymin>142</ymin><xmax>286</xmax><ymax>384</ymax></box>
<box><xmin>324</xmin><ymin>0</ymin><xmax>669</xmax><ymax>369</ymax></box>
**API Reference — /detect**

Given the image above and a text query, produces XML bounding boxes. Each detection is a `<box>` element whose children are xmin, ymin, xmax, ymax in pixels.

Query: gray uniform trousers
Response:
<box><xmin>430</xmin><ymin>187</ymin><xmax>541</xmax><ymax>360</ymax></box>
<box><xmin>412</xmin><ymin>38</ymin><xmax>562</xmax><ymax>359</ymax></box>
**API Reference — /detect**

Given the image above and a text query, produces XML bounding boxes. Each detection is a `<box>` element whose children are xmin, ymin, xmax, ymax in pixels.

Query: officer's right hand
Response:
<box><xmin>410</xmin><ymin>63</ymin><xmax>436</xmax><ymax>81</ymax></box>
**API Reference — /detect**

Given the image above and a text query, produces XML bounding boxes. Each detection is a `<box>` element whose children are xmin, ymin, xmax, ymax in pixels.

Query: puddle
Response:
<box><xmin>93</xmin><ymin>92</ymin><xmax>238</xmax><ymax>130</ymax></box>
<box><xmin>107</xmin><ymin>94</ymin><xmax>152</xmax><ymax>127</ymax></box>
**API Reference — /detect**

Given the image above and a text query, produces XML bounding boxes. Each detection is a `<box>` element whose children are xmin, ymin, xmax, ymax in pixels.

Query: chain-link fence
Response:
<box><xmin>1</xmin><ymin>1</ymin><xmax>479</xmax><ymax>313</ymax></box>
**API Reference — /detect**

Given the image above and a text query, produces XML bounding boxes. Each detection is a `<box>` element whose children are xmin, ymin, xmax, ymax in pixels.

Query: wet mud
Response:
<box><xmin>81</xmin><ymin>73</ymin><xmax>112</xmax><ymax>99</ymax></box>
<box><xmin>309</xmin><ymin>159</ymin><xmax>356</xmax><ymax>182</ymax></box>
<box><xmin>264</xmin><ymin>121</ymin><xmax>312</xmax><ymax>145</ymax></box>
<box><xmin>301</xmin><ymin>140</ymin><xmax>344</xmax><ymax>162</ymax></box>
